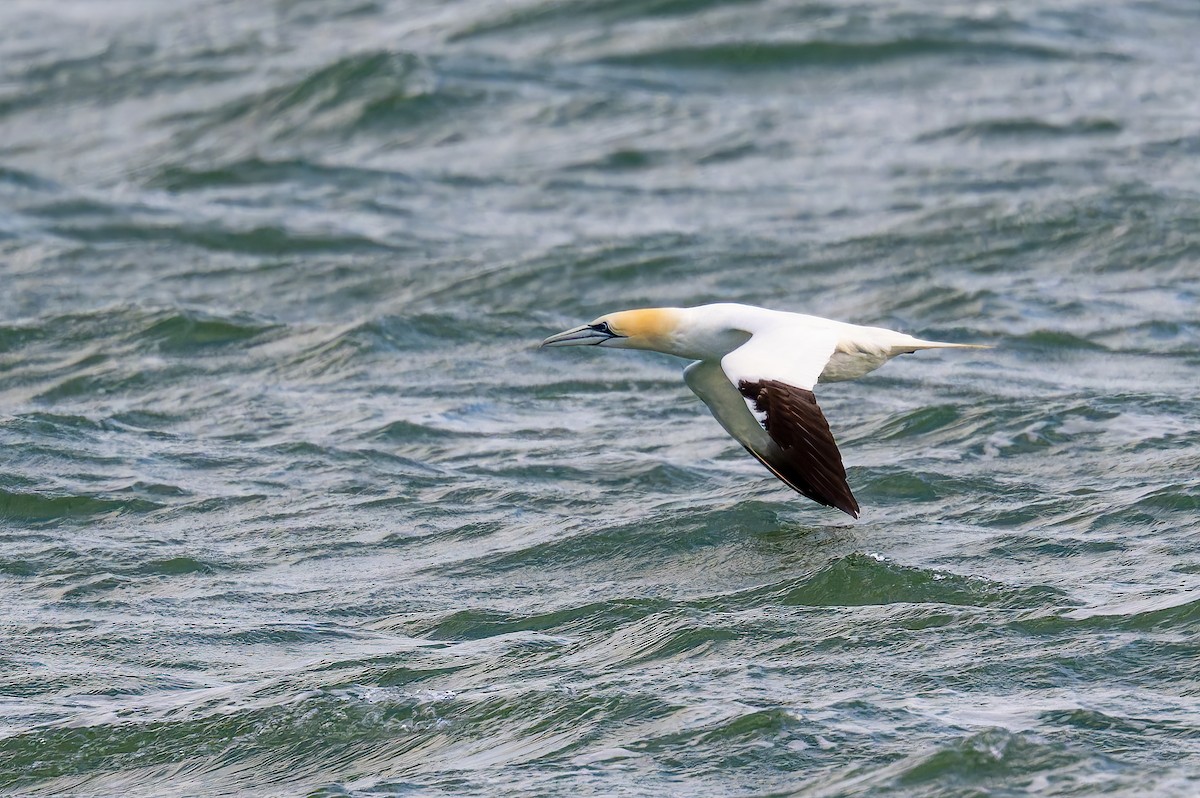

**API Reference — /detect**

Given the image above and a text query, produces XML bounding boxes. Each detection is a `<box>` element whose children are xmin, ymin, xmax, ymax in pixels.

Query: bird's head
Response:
<box><xmin>540</xmin><ymin>308</ymin><xmax>681</xmax><ymax>352</ymax></box>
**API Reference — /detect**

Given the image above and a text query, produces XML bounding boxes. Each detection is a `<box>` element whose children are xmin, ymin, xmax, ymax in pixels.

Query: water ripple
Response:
<box><xmin>2</xmin><ymin>0</ymin><xmax>1199</xmax><ymax>795</ymax></box>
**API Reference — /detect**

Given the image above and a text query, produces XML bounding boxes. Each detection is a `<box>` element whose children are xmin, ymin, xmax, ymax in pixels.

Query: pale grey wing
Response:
<box><xmin>685</xmin><ymin>328</ymin><xmax>861</xmax><ymax>518</ymax></box>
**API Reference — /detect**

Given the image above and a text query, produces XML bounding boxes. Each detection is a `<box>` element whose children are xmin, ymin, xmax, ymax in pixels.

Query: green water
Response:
<box><xmin>1</xmin><ymin>1</ymin><xmax>1199</xmax><ymax>796</ymax></box>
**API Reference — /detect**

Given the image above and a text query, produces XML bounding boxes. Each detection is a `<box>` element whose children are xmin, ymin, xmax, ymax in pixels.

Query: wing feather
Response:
<box><xmin>684</xmin><ymin>329</ymin><xmax>860</xmax><ymax>517</ymax></box>
<box><xmin>735</xmin><ymin>378</ymin><xmax>859</xmax><ymax>517</ymax></box>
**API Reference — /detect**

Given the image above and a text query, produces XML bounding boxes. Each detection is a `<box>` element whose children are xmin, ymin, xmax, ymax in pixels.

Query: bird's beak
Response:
<box><xmin>540</xmin><ymin>323</ymin><xmax>619</xmax><ymax>348</ymax></box>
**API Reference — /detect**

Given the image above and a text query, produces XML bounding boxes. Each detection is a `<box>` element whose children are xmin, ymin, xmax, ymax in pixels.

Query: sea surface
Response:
<box><xmin>1</xmin><ymin>1</ymin><xmax>1199</xmax><ymax>796</ymax></box>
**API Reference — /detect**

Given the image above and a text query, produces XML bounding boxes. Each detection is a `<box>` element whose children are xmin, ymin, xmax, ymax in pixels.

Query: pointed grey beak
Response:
<box><xmin>540</xmin><ymin>322</ymin><xmax>620</xmax><ymax>348</ymax></box>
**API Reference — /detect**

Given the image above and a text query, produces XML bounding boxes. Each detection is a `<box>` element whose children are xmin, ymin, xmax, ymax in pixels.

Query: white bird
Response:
<box><xmin>541</xmin><ymin>303</ymin><xmax>985</xmax><ymax>518</ymax></box>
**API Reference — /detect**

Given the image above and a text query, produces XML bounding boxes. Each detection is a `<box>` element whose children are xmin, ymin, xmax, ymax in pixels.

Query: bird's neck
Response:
<box><xmin>652</xmin><ymin>305</ymin><xmax>755</xmax><ymax>360</ymax></box>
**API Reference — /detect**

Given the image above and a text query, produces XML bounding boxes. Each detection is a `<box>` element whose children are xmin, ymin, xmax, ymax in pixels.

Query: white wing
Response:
<box><xmin>720</xmin><ymin>328</ymin><xmax>840</xmax><ymax>392</ymax></box>
<box><xmin>684</xmin><ymin>330</ymin><xmax>860</xmax><ymax>517</ymax></box>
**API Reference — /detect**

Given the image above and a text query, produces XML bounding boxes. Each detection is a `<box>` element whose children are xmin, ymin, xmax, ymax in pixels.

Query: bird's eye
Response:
<box><xmin>588</xmin><ymin>321</ymin><xmax>612</xmax><ymax>334</ymax></box>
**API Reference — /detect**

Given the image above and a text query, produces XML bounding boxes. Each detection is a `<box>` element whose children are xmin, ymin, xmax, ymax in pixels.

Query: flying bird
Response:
<box><xmin>541</xmin><ymin>303</ymin><xmax>985</xmax><ymax>518</ymax></box>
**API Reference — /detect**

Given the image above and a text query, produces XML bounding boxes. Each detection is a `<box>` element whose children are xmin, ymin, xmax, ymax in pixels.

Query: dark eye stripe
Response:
<box><xmin>588</xmin><ymin>321</ymin><xmax>612</xmax><ymax>333</ymax></box>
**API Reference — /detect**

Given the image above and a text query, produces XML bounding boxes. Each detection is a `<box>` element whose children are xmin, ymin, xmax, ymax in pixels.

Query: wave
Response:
<box><xmin>145</xmin><ymin>157</ymin><xmax>415</xmax><ymax>193</ymax></box>
<box><xmin>596</xmin><ymin>37</ymin><xmax>1116</xmax><ymax>70</ymax></box>
<box><xmin>897</xmin><ymin>728</ymin><xmax>1083</xmax><ymax>787</ymax></box>
<box><xmin>162</xmin><ymin>51</ymin><xmax>485</xmax><ymax>150</ymax></box>
<box><xmin>775</xmin><ymin>553</ymin><xmax>1063</xmax><ymax>609</ymax></box>
<box><xmin>0</xmin><ymin>487</ymin><xmax>160</xmax><ymax>524</ymax></box>
<box><xmin>918</xmin><ymin>117</ymin><xmax>1122</xmax><ymax>142</ymax></box>
<box><xmin>448</xmin><ymin>0</ymin><xmax>766</xmax><ymax>42</ymax></box>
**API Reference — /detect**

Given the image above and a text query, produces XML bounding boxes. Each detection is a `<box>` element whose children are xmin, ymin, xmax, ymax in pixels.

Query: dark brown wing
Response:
<box><xmin>737</xmin><ymin>379</ymin><xmax>860</xmax><ymax>518</ymax></box>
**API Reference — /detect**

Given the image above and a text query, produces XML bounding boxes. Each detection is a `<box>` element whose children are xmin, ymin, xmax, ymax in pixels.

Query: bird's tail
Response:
<box><xmin>887</xmin><ymin>333</ymin><xmax>991</xmax><ymax>355</ymax></box>
<box><xmin>915</xmin><ymin>340</ymin><xmax>990</xmax><ymax>349</ymax></box>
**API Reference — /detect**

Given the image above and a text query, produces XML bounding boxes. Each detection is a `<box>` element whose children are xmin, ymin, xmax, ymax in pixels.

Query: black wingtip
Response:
<box><xmin>841</xmin><ymin>494</ymin><xmax>861</xmax><ymax>519</ymax></box>
<box><xmin>828</xmin><ymin>493</ymin><xmax>860</xmax><ymax>519</ymax></box>
<box><xmin>736</xmin><ymin>379</ymin><xmax>862</xmax><ymax>518</ymax></box>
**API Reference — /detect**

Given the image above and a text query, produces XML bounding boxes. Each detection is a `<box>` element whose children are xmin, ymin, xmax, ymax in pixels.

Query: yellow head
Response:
<box><xmin>540</xmin><ymin>308</ymin><xmax>681</xmax><ymax>352</ymax></box>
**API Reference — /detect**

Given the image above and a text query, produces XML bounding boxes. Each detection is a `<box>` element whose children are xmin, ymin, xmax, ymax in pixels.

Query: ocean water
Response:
<box><xmin>1</xmin><ymin>1</ymin><xmax>1199</xmax><ymax>795</ymax></box>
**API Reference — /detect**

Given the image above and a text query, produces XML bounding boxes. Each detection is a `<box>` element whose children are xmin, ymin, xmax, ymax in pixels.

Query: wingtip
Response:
<box><xmin>834</xmin><ymin>488</ymin><xmax>861</xmax><ymax>518</ymax></box>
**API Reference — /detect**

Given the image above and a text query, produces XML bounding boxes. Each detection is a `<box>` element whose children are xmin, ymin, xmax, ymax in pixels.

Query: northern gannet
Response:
<box><xmin>541</xmin><ymin>303</ymin><xmax>984</xmax><ymax>518</ymax></box>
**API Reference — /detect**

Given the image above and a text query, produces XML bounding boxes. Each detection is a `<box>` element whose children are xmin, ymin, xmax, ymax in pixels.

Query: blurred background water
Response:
<box><xmin>1</xmin><ymin>1</ymin><xmax>1199</xmax><ymax>795</ymax></box>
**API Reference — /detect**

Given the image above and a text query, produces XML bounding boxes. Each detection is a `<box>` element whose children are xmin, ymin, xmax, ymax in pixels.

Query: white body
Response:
<box><xmin>541</xmin><ymin>302</ymin><xmax>984</xmax><ymax>517</ymax></box>
<box><xmin>654</xmin><ymin>303</ymin><xmax>958</xmax><ymax>383</ymax></box>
